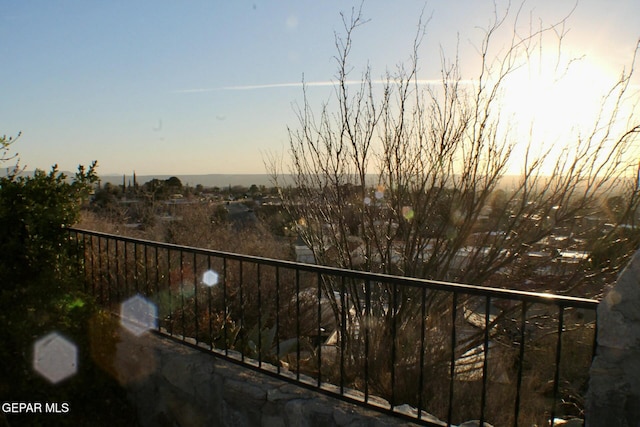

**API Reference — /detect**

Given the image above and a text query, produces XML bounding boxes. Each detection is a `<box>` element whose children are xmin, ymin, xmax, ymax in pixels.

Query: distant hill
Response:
<box><xmin>0</xmin><ymin>170</ymin><xmax>277</xmax><ymax>187</ymax></box>
<box><xmin>3</xmin><ymin>170</ymin><xmax>528</xmax><ymax>191</ymax></box>
<box><xmin>98</xmin><ymin>174</ymin><xmax>282</xmax><ymax>188</ymax></box>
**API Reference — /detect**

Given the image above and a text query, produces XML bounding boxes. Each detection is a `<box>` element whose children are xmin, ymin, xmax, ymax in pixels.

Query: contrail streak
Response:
<box><xmin>173</xmin><ymin>79</ymin><xmax>475</xmax><ymax>94</ymax></box>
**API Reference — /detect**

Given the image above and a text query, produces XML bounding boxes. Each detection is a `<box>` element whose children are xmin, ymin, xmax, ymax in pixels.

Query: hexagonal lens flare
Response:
<box><xmin>120</xmin><ymin>294</ymin><xmax>158</xmax><ymax>336</ymax></box>
<box><xmin>202</xmin><ymin>269</ymin><xmax>219</xmax><ymax>287</ymax></box>
<box><xmin>33</xmin><ymin>332</ymin><xmax>78</xmax><ymax>384</ymax></box>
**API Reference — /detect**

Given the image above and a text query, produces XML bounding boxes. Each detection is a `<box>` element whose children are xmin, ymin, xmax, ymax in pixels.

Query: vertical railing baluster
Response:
<box><xmin>317</xmin><ymin>272</ymin><xmax>322</xmax><ymax>388</ymax></box>
<box><xmin>115</xmin><ymin>240</ymin><xmax>120</xmax><ymax>303</ymax></box>
<box><xmin>167</xmin><ymin>249</ymin><xmax>173</xmax><ymax>336</ymax></box>
<box><xmin>223</xmin><ymin>257</ymin><xmax>228</xmax><ymax>356</ymax></box>
<box><xmin>340</xmin><ymin>276</ymin><xmax>346</xmax><ymax>396</ymax></box>
<box><xmin>257</xmin><ymin>263</ymin><xmax>262</xmax><ymax>368</ymax></box>
<box><xmin>71</xmin><ymin>231</ymin><xmax>80</xmax><ymax>283</ymax></box>
<box><xmin>448</xmin><ymin>292</ymin><xmax>458</xmax><ymax>427</ymax></box>
<box><xmin>81</xmin><ymin>233</ymin><xmax>88</xmax><ymax>292</ymax></box>
<box><xmin>296</xmin><ymin>269</ymin><xmax>300</xmax><ymax>381</ymax></box>
<box><xmin>134</xmin><ymin>242</ymin><xmax>139</xmax><ymax>293</ymax></box>
<box><xmin>155</xmin><ymin>246</ymin><xmax>160</xmax><ymax>331</ymax></box>
<box><xmin>480</xmin><ymin>296</ymin><xmax>491</xmax><ymax>426</ymax></box>
<box><xmin>106</xmin><ymin>238</ymin><xmax>111</xmax><ymax>307</ymax></box>
<box><xmin>144</xmin><ymin>244</ymin><xmax>149</xmax><ymax>296</ymax></box>
<box><xmin>193</xmin><ymin>252</ymin><xmax>199</xmax><ymax>346</ymax></box>
<box><xmin>592</xmin><ymin>309</ymin><xmax>599</xmax><ymax>362</ymax></box>
<box><xmin>78</xmin><ymin>229</ymin><xmax>84</xmax><ymax>274</ymax></box>
<box><xmin>240</xmin><ymin>260</ymin><xmax>244</xmax><ymax>362</ymax></box>
<box><xmin>207</xmin><ymin>256</ymin><xmax>213</xmax><ymax>350</ymax></box>
<box><xmin>124</xmin><ymin>241</ymin><xmax>129</xmax><ymax>297</ymax></box>
<box><xmin>90</xmin><ymin>235</ymin><xmax>95</xmax><ymax>297</ymax></box>
<box><xmin>112</xmin><ymin>238</ymin><xmax>118</xmax><ymax>304</ymax></box>
<box><xmin>180</xmin><ymin>250</ymin><xmax>185</xmax><ymax>340</ymax></box>
<box><xmin>514</xmin><ymin>301</ymin><xmax>528</xmax><ymax>427</ymax></box>
<box><xmin>390</xmin><ymin>282</ymin><xmax>398</xmax><ymax>411</ymax></box>
<box><xmin>84</xmin><ymin>234</ymin><xmax>90</xmax><ymax>291</ymax></box>
<box><xmin>364</xmin><ymin>279</ymin><xmax>371</xmax><ymax>403</ymax></box>
<box><xmin>275</xmin><ymin>266</ymin><xmax>281</xmax><ymax>375</ymax></box>
<box><xmin>97</xmin><ymin>237</ymin><xmax>102</xmax><ymax>304</ymax></box>
<box><xmin>588</xmin><ymin>309</ymin><xmax>598</xmax><ymax>427</ymax></box>
<box><xmin>550</xmin><ymin>305</ymin><xmax>565</xmax><ymax>426</ymax></box>
<box><xmin>418</xmin><ymin>286</ymin><xmax>427</xmax><ymax>420</ymax></box>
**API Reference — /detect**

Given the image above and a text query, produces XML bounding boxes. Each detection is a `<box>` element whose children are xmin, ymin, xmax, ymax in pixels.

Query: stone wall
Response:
<box><xmin>587</xmin><ymin>248</ymin><xmax>640</xmax><ymax>426</ymax></box>
<box><xmin>111</xmin><ymin>329</ymin><xmax>432</xmax><ymax>427</ymax></box>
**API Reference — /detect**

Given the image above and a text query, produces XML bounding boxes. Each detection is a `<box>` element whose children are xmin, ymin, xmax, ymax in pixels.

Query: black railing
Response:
<box><xmin>68</xmin><ymin>228</ymin><xmax>598</xmax><ymax>426</ymax></box>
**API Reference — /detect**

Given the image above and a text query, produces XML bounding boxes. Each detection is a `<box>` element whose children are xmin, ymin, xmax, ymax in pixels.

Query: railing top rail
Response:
<box><xmin>68</xmin><ymin>227</ymin><xmax>599</xmax><ymax>309</ymax></box>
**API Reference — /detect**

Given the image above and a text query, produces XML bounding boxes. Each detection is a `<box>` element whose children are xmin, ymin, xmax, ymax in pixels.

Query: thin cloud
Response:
<box><xmin>173</xmin><ymin>79</ymin><xmax>476</xmax><ymax>94</ymax></box>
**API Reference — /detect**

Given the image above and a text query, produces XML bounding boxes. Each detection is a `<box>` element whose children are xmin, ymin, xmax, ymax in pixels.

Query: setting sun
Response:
<box><xmin>499</xmin><ymin>55</ymin><xmax>632</xmax><ymax>174</ymax></box>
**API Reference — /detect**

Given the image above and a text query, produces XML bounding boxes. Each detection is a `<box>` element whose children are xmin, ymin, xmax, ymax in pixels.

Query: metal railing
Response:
<box><xmin>67</xmin><ymin>228</ymin><xmax>598</xmax><ymax>426</ymax></box>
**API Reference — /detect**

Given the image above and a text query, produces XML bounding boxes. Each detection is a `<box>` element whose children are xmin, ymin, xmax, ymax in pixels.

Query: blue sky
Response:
<box><xmin>1</xmin><ymin>1</ymin><xmax>639</xmax><ymax>175</ymax></box>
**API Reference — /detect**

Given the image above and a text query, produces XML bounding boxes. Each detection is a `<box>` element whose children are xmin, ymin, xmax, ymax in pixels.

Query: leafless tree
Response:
<box><xmin>272</xmin><ymin>2</ymin><xmax>640</xmax><ymax>295</ymax></box>
<box><xmin>269</xmin><ymin>3</ymin><xmax>640</xmax><ymax>421</ymax></box>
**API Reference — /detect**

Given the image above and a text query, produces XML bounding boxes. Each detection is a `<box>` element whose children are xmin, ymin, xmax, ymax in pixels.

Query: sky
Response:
<box><xmin>1</xmin><ymin>1</ymin><xmax>639</xmax><ymax>176</ymax></box>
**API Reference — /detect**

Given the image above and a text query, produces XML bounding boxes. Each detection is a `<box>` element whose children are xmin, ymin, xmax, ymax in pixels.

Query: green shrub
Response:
<box><xmin>0</xmin><ymin>162</ymin><xmax>139</xmax><ymax>426</ymax></box>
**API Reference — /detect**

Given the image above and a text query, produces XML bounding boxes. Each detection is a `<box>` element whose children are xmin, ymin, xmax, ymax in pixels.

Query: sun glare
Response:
<box><xmin>500</xmin><ymin>56</ymin><xmax>628</xmax><ymax>175</ymax></box>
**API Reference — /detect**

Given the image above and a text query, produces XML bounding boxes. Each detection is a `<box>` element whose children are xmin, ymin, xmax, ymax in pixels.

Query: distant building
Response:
<box><xmin>294</xmin><ymin>236</ymin><xmax>316</xmax><ymax>264</ymax></box>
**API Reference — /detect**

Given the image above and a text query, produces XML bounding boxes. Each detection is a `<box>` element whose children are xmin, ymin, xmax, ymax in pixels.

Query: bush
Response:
<box><xmin>0</xmin><ymin>164</ymin><xmax>96</xmax><ymax>287</ymax></box>
<box><xmin>0</xmin><ymin>162</ymin><xmax>139</xmax><ymax>426</ymax></box>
